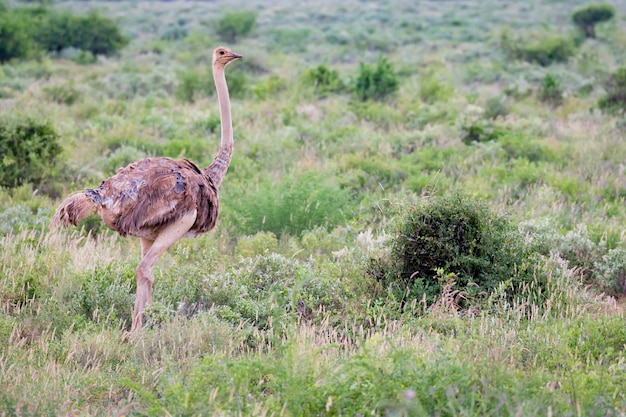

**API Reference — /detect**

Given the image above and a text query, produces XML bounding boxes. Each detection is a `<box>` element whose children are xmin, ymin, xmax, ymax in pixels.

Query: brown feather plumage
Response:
<box><xmin>51</xmin><ymin>192</ymin><xmax>98</xmax><ymax>228</ymax></box>
<box><xmin>53</xmin><ymin>157</ymin><xmax>219</xmax><ymax>239</ymax></box>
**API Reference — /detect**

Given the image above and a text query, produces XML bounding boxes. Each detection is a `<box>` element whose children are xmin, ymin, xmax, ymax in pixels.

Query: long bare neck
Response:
<box><xmin>205</xmin><ymin>64</ymin><xmax>233</xmax><ymax>188</ymax></box>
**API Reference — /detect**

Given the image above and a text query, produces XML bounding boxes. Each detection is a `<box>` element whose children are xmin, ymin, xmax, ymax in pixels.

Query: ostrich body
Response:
<box><xmin>52</xmin><ymin>46</ymin><xmax>242</xmax><ymax>332</ymax></box>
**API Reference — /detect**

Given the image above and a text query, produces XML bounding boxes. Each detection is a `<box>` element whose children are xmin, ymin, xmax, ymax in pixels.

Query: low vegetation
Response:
<box><xmin>1</xmin><ymin>0</ymin><xmax>626</xmax><ymax>415</ymax></box>
<box><xmin>599</xmin><ymin>66</ymin><xmax>626</xmax><ymax>112</ymax></box>
<box><xmin>499</xmin><ymin>29</ymin><xmax>577</xmax><ymax>66</ymax></box>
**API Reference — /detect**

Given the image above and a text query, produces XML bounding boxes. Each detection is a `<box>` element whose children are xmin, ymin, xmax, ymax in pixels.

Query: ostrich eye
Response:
<box><xmin>220</xmin><ymin>50</ymin><xmax>225</xmax><ymax>55</ymax></box>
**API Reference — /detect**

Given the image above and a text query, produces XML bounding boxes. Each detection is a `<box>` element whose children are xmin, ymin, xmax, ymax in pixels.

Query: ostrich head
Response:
<box><xmin>213</xmin><ymin>46</ymin><xmax>243</xmax><ymax>68</ymax></box>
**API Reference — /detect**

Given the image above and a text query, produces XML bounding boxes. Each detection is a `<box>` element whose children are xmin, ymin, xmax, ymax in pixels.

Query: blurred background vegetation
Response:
<box><xmin>2</xmin><ymin>0</ymin><xmax>626</xmax><ymax>415</ymax></box>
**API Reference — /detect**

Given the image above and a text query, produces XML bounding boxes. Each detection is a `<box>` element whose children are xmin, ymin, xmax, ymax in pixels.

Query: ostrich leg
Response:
<box><xmin>131</xmin><ymin>211</ymin><xmax>197</xmax><ymax>332</ymax></box>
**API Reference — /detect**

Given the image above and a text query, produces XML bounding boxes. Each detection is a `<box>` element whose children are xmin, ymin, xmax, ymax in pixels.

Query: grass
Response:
<box><xmin>1</xmin><ymin>0</ymin><xmax>626</xmax><ymax>415</ymax></box>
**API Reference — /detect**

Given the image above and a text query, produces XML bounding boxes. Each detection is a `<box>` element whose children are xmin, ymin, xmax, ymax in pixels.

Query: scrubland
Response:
<box><xmin>2</xmin><ymin>0</ymin><xmax>626</xmax><ymax>415</ymax></box>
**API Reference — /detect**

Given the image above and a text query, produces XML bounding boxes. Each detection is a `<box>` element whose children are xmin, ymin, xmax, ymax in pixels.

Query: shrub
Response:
<box><xmin>0</xmin><ymin>115</ymin><xmax>62</xmax><ymax>188</ymax></box>
<box><xmin>484</xmin><ymin>96</ymin><xmax>510</xmax><ymax>119</ymax></box>
<box><xmin>0</xmin><ymin>12</ymin><xmax>33</xmax><ymax>63</ymax></box>
<box><xmin>418</xmin><ymin>73</ymin><xmax>452</xmax><ymax>104</ymax></box>
<box><xmin>226</xmin><ymin>70</ymin><xmax>247</xmax><ymax>99</ymax></box>
<box><xmin>303</xmin><ymin>65</ymin><xmax>345</xmax><ymax>97</ymax></box>
<box><xmin>500</xmin><ymin>29</ymin><xmax>576</xmax><ymax>66</ymax></box>
<box><xmin>496</xmin><ymin>130</ymin><xmax>555</xmax><ymax>162</ymax></box>
<box><xmin>572</xmin><ymin>3</ymin><xmax>615</xmax><ymax>38</ymax></box>
<box><xmin>69</xmin><ymin>11</ymin><xmax>128</xmax><ymax>55</ymax></box>
<box><xmin>595</xmin><ymin>247</ymin><xmax>626</xmax><ymax>296</ymax></box>
<box><xmin>235</xmin><ymin>231</ymin><xmax>279</xmax><ymax>258</ymax></box>
<box><xmin>460</xmin><ymin>121</ymin><xmax>503</xmax><ymax>143</ymax></box>
<box><xmin>44</xmin><ymin>83</ymin><xmax>81</xmax><ymax>105</ymax></box>
<box><xmin>0</xmin><ymin>7</ymin><xmax>127</xmax><ymax>60</ymax></box>
<box><xmin>251</xmin><ymin>74</ymin><xmax>285</xmax><ymax>100</ymax></box>
<box><xmin>598</xmin><ymin>67</ymin><xmax>626</xmax><ymax>112</ymax></box>
<box><xmin>538</xmin><ymin>73</ymin><xmax>564</xmax><ymax>106</ymax></box>
<box><xmin>371</xmin><ymin>194</ymin><xmax>532</xmax><ymax>303</ymax></box>
<box><xmin>31</xmin><ymin>9</ymin><xmax>128</xmax><ymax>56</ymax></box>
<box><xmin>352</xmin><ymin>56</ymin><xmax>398</xmax><ymax>101</ymax></box>
<box><xmin>69</xmin><ymin>261</ymin><xmax>135</xmax><ymax>327</ymax></box>
<box><xmin>215</xmin><ymin>11</ymin><xmax>257</xmax><ymax>43</ymax></box>
<box><xmin>225</xmin><ymin>170</ymin><xmax>355</xmax><ymax>237</ymax></box>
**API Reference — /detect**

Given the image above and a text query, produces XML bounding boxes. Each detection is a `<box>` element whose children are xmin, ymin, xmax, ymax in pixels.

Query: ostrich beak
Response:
<box><xmin>230</xmin><ymin>52</ymin><xmax>243</xmax><ymax>59</ymax></box>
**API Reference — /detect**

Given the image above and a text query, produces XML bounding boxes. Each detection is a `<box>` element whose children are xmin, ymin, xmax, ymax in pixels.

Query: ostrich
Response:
<box><xmin>52</xmin><ymin>46</ymin><xmax>242</xmax><ymax>332</ymax></box>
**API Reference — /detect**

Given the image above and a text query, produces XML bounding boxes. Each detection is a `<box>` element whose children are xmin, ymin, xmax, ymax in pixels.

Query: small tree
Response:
<box><xmin>352</xmin><ymin>56</ymin><xmax>398</xmax><ymax>101</ymax></box>
<box><xmin>572</xmin><ymin>3</ymin><xmax>615</xmax><ymax>38</ymax></box>
<box><xmin>215</xmin><ymin>11</ymin><xmax>257</xmax><ymax>43</ymax></box>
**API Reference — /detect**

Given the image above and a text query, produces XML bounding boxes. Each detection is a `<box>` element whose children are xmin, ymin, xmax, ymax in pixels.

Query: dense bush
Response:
<box><xmin>0</xmin><ymin>115</ymin><xmax>62</xmax><ymax>188</ymax></box>
<box><xmin>0</xmin><ymin>6</ymin><xmax>127</xmax><ymax>61</ymax></box>
<box><xmin>538</xmin><ymin>73</ymin><xmax>564</xmax><ymax>106</ymax></box>
<box><xmin>352</xmin><ymin>56</ymin><xmax>398</xmax><ymax>101</ymax></box>
<box><xmin>215</xmin><ymin>11</ymin><xmax>257</xmax><ymax>43</ymax></box>
<box><xmin>0</xmin><ymin>12</ymin><xmax>33</xmax><ymax>63</ymax></box>
<box><xmin>500</xmin><ymin>29</ymin><xmax>576</xmax><ymax>66</ymax></box>
<box><xmin>303</xmin><ymin>65</ymin><xmax>345</xmax><ymax>96</ymax></box>
<box><xmin>371</xmin><ymin>195</ymin><xmax>533</xmax><ymax>304</ymax></box>
<box><xmin>572</xmin><ymin>3</ymin><xmax>615</xmax><ymax>38</ymax></box>
<box><xmin>598</xmin><ymin>67</ymin><xmax>626</xmax><ymax>112</ymax></box>
<box><xmin>35</xmin><ymin>10</ymin><xmax>129</xmax><ymax>56</ymax></box>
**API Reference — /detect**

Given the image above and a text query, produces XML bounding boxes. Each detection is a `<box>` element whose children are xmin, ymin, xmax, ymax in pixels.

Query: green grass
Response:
<box><xmin>2</xmin><ymin>0</ymin><xmax>626</xmax><ymax>415</ymax></box>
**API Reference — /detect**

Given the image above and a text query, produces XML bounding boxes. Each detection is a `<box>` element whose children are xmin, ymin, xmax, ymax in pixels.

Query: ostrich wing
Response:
<box><xmin>94</xmin><ymin>157</ymin><xmax>219</xmax><ymax>237</ymax></box>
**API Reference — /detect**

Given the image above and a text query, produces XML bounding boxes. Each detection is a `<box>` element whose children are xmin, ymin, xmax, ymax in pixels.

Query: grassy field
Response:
<box><xmin>2</xmin><ymin>0</ymin><xmax>626</xmax><ymax>415</ymax></box>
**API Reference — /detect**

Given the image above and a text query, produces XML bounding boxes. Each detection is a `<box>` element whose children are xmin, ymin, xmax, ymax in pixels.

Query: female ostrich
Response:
<box><xmin>52</xmin><ymin>46</ymin><xmax>242</xmax><ymax>332</ymax></box>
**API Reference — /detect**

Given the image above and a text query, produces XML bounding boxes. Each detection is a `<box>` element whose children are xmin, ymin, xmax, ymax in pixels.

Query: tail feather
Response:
<box><xmin>51</xmin><ymin>192</ymin><xmax>98</xmax><ymax>229</ymax></box>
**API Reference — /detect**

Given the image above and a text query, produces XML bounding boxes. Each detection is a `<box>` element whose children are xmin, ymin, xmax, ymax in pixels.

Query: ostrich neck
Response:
<box><xmin>205</xmin><ymin>64</ymin><xmax>232</xmax><ymax>188</ymax></box>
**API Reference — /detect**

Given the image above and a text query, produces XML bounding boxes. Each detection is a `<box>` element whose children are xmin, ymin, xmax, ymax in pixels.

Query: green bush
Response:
<box><xmin>225</xmin><ymin>170</ymin><xmax>355</xmax><ymax>237</ymax></box>
<box><xmin>484</xmin><ymin>96</ymin><xmax>510</xmax><ymax>119</ymax></box>
<box><xmin>303</xmin><ymin>64</ymin><xmax>345</xmax><ymax>97</ymax></box>
<box><xmin>418</xmin><ymin>72</ymin><xmax>452</xmax><ymax>104</ymax></box>
<box><xmin>44</xmin><ymin>83</ymin><xmax>81</xmax><ymax>105</ymax></box>
<box><xmin>0</xmin><ymin>115</ymin><xmax>62</xmax><ymax>188</ymax></box>
<box><xmin>69</xmin><ymin>261</ymin><xmax>136</xmax><ymax>328</ymax></box>
<box><xmin>0</xmin><ymin>12</ymin><xmax>33</xmax><ymax>63</ymax></box>
<box><xmin>215</xmin><ymin>11</ymin><xmax>257</xmax><ymax>43</ymax></box>
<box><xmin>496</xmin><ymin>130</ymin><xmax>555</xmax><ymax>162</ymax></box>
<box><xmin>352</xmin><ymin>56</ymin><xmax>398</xmax><ymax>101</ymax></box>
<box><xmin>175</xmin><ymin>68</ymin><xmax>213</xmax><ymax>103</ymax></box>
<box><xmin>176</xmin><ymin>67</ymin><xmax>246</xmax><ymax>102</ymax></box>
<box><xmin>572</xmin><ymin>3</ymin><xmax>615</xmax><ymax>38</ymax></box>
<box><xmin>251</xmin><ymin>74</ymin><xmax>285</xmax><ymax>100</ymax></box>
<box><xmin>538</xmin><ymin>73</ymin><xmax>564</xmax><ymax>106</ymax></box>
<box><xmin>0</xmin><ymin>7</ymin><xmax>127</xmax><ymax>60</ymax></box>
<box><xmin>598</xmin><ymin>67</ymin><xmax>626</xmax><ymax>112</ymax></box>
<box><xmin>460</xmin><ymin>120</ymin><xmax>503</xmax><ymax>143</ymax></box>
<box><xmin>74</xmin><ymin>11</ymin><xmax>129</xmax><ymax>55</ymax></box>
<box><xmin>371</xmin><ymin>195</ymin><xmax>533</xmax><ymax>303</ymax></box>
<box><xmin>500</xmin><ymin>29</ymin><xmax>576</xmax><ymax>66</ymax></box>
